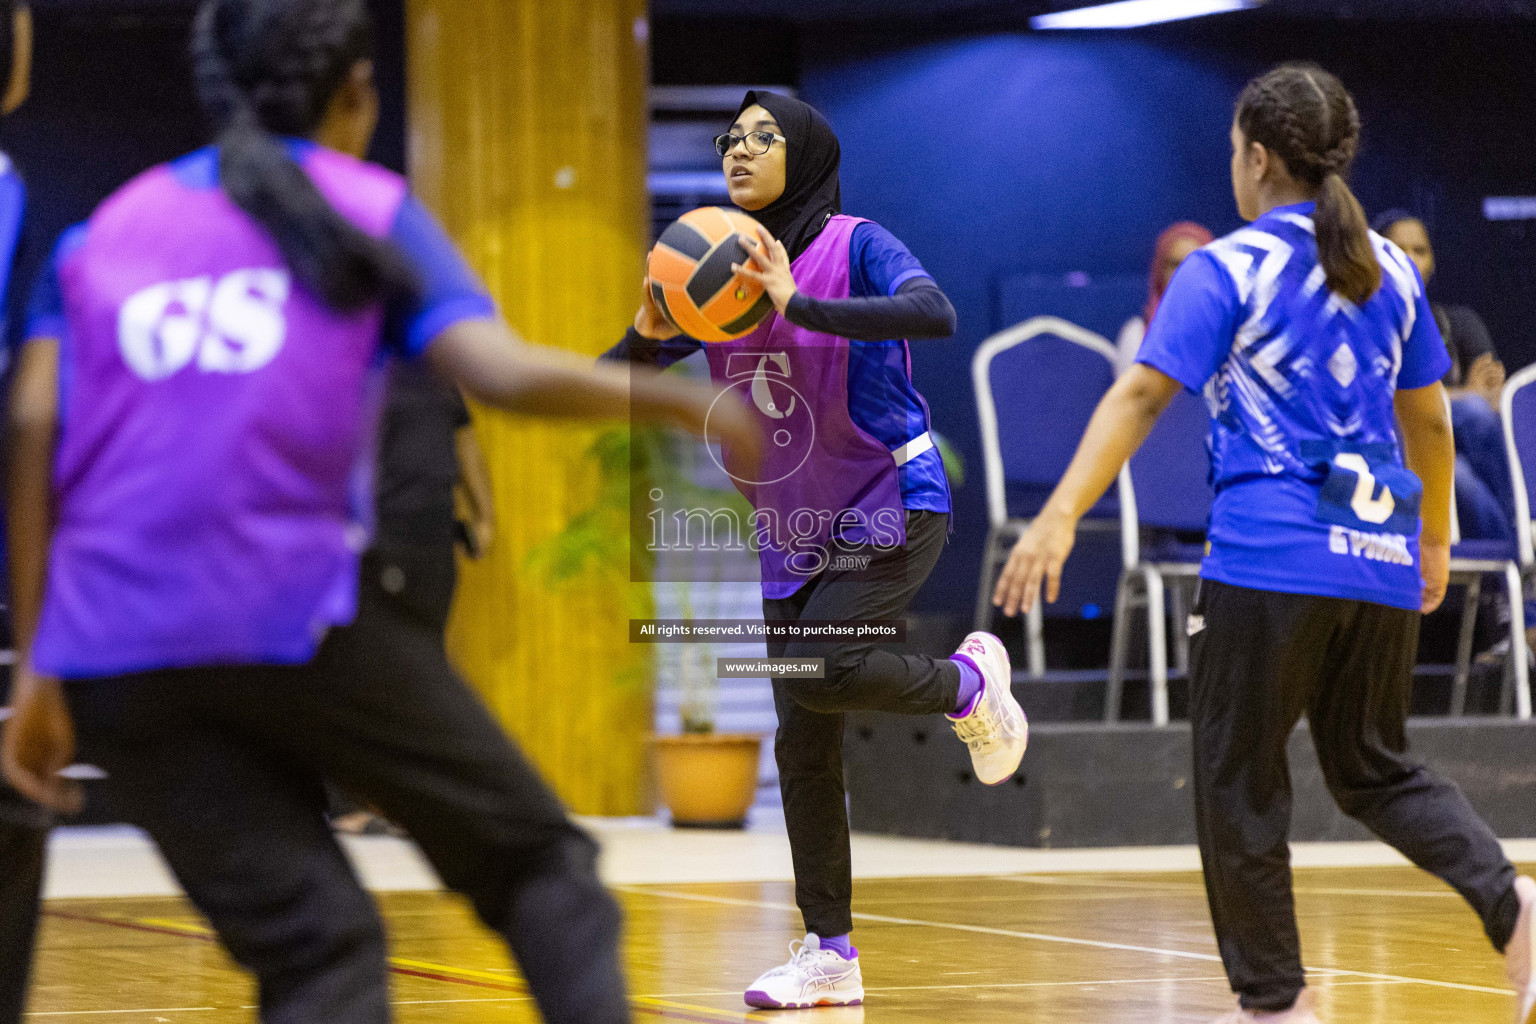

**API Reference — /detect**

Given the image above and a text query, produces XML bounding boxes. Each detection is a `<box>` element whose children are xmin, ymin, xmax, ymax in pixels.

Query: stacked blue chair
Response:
<box><xmin>1478</xmin><ymin>367</ymin><xmax>1536</xmax><ymax>719</ymax></box>
<box><xmin>1441</xmin><ymin>386</ymin><xmax>1525</xmax><ymax>716</ymax></box>
<box><xmin>972</xmin><ymin>317</ymin><xmax>1119</xmax><ymax>676</ymax></box>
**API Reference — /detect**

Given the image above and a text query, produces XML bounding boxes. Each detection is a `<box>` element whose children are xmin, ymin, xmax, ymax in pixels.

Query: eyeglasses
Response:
<box><xmin>714</xmin><ymin>131</ymin><xmax>786</xmax><ymax>157</ymax></box>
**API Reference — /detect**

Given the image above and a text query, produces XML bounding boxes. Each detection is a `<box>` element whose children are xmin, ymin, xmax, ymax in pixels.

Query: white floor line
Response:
<box><xmin>859</xmin><ymin>976</ymin><xmax>1239</xmax><ymax>993</ymax></box>
<box><xmin>640</xmin><ymin>976</ymin><xmax>1238</xmax><ymax>998</ymax></box>
<box><xmin>1004</xmin><ymin>876</ymin><xmax>1464</xmax><ymax>899</ymax></box>
<box><xmin>391</xmin><ymin>997</ymin><xmax>533</xmax><ymax>1006</ymax></box>
<box><xmin>613</xmin><ymin>885</ymin><xmax>1229</xmax><ymax>963</ymax></box>
<box><xmin>616</xmin><ymin>885</ymin><xmax>1516</xmax><ymax>999</ymax></box>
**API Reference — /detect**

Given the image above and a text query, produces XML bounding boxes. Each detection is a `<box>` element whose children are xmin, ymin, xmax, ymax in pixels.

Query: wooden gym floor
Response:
<box><xmin>25</xmin><ymin>862</ymin><xmax>1527</xmax><ymax>1023</ymax></box>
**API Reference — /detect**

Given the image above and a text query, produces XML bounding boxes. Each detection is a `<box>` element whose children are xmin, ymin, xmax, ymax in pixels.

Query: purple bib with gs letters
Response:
<box><xmin>705</xmin><ymin>215</ymin><xmax>909</xmax><ymax>599</ymax></box>
<box><xmin>34</xmin><ymin>146</ymin><xmax>408</xmax><ymax>678</ymax></box>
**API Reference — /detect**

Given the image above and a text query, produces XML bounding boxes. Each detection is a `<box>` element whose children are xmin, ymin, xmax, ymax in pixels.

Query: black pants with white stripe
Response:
<box><xmin>64</xmin><ymin>571</ymin><xmax>629</xmax><ymax>1024</ymax></box>
<box><xmin>1190</xmin><ymin>579</ymin><xmax>1520</xmax><ymax>1011</ymax></box>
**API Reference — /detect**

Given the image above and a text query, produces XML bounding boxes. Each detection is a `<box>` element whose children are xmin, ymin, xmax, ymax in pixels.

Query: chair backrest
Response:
<box><xmin>973</xmin><ymin>317</ymin><xmax>1117</xmax><ymax>528</ymax></box>
<box><xmin>1443</xmin><ymin>387</ymin><xmax>1462</xmax><ymax>546</ymax></box>
<box><xmin>1502</xmin><ymin>364</ymin><xmax>1536</xmax><ymax>565</ymax></box>
<box><xmin>1119</xmin><ymin>389</ymin><xmax>1214</xmax><ymax>565</ymax></box>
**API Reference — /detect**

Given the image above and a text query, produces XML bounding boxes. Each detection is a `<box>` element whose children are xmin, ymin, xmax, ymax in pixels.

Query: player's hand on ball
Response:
<box><xmin>993</xmin><ymin>509</ymin><xmax>1079</xmax><ymax>618</ymax></box>
<box><xmin>635</xmin><ymin>266</ymin><xmax>681</xmax><ymax>341</ymax></box>
<box><xmin>1420</xmin><ymin>538</ymin><xmax>1450</xmax><ymax>614</ymax></box>
<box><xmin>733</xmin><ymin>227</ymin><xmax>798</xmax><ymax>314</ymax></box>
<box><xmin>1</xmin><ymin>666</ymin><xmax>83</xmax><ymax>815</ymax></box>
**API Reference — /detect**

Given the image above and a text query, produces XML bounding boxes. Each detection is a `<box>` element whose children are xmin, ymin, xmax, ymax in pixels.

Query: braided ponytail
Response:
<box><xmin>1236</xmin><ymin>63</ymin><xmax>1380</xmax><ymax>306</ymax></box>
<box><xmin>191</xmin><ymin>0</ymin><xmax>416</xmax><ymax>311</ymax></box>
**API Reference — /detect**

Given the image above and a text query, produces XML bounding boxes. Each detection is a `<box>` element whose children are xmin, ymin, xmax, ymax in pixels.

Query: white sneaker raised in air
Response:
<box><xmin>1507</xmin><ymin>876</ymin><xmax>1536</xmax><ymax>1024</ymax></box>
<box><xmin>946</xmin><ymin>631</ymin><xmax>1028</xmax><ymax>785</ymax></box>
<box><xmin>744</xmin><ymin>933</ymin><xmax>864</xmax><ymax>1009</ymax></box>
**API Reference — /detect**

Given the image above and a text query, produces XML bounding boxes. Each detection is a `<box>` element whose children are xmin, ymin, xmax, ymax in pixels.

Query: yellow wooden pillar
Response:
<box><xmin>406</xmin><ymin>0</ymin><xmax>653</xmax><ymax>814</ymax></box>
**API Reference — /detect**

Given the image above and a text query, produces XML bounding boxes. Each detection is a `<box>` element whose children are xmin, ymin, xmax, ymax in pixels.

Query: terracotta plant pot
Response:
<box><xmin>651</xmin><ymin>733</ymin><xmax>763</xmax><ymax>829</ymax></box>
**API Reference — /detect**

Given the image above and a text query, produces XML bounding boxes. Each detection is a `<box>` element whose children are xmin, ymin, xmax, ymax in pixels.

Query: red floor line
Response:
<box><xmin>43</xmin><ymin>908</ymin><xmax>744</xmax><ymax>1024</ymax></box>
<box><xmin>44</xmin><ymin>908</ymin><xmax>213</xmax><ymax>942</ymax></box>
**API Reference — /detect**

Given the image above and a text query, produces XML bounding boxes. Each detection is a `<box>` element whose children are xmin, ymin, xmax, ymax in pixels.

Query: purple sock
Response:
<box><xmin>820</xmin><ymin>933</ymin><xmax>856</xmax><ymax>959</ymax></box>
<box><xmin>950</xmin><ymin>656</ymin><xmax>983</xmax><ymax>716</ymax></box>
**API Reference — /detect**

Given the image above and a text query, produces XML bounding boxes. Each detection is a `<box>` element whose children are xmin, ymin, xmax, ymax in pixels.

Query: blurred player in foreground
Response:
<box><xmin>0</xmin><ymin>2</ymin><xmax>758</xmax><ymax>1022</ymax></box>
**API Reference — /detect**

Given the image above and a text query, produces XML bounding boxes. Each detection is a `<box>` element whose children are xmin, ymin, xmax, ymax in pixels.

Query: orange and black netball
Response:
<box><xmin>647</xmin><ymin>207</ymin><xmax>774</xmax><ymax>342</ymax></box>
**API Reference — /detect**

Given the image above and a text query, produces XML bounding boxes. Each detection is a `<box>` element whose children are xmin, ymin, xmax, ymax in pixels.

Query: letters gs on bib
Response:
<box><xmin>119</xmin><ymin>269</ymin><xmax>292</xmax><ymax>381</ymax></box>
<box><xmin>1304</xmin><ymin>441</ymin><xmax>1424</xmax><ymax>537</ymax></box>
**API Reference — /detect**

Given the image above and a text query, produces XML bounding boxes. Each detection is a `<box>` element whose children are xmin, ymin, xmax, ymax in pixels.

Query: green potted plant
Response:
<box><xmin>530</xmin><ymin>424</ymin><xmax>763</xmax><ymax>828</ymax></box>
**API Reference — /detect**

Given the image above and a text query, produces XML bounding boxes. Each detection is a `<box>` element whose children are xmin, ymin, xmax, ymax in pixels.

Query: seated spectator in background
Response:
<box><xmin>1375</xmin><ymin>210</ymin><xmax>1514</xmax><ymax>542</ymax></box>
<box><xmin>1116</xmin><ymin>221</ymin><xmax>1213</xmax><ymax>372</ymax></box>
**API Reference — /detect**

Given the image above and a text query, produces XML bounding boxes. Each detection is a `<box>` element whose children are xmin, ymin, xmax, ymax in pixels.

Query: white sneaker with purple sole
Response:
<box><xmin>947</xmin><ymin>631</ymin><xmax>1028</xmax><ymax>785</ymax></box>
<box><xmin>743</xmin><ymin>933</ymin><xmax>864</xmax><ymax>1009</ymax></box>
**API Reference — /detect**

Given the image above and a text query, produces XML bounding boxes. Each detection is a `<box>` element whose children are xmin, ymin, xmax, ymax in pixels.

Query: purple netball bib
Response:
<box><xmin>33</xmin><ymin>146</ymin><xmax>408</xmax><ymax>678</ymax></box>
<box><xmin>705</xmin><ymin>215</ymin><xmax>908</xmax><ymax>599</ymax></box>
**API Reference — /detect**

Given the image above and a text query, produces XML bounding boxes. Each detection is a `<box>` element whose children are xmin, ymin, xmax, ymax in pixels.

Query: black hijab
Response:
<box><xmin>734</xmin><ymin>90</ymin><xmax>841</xmax><ymax>262</ymax></box>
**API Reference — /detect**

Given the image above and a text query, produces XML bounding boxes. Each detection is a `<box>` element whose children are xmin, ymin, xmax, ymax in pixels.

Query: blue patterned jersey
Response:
<box><xmin>1136</xmin><ymin>201</ymin><xmax>1451</xmax><ymax>610</ymax></box>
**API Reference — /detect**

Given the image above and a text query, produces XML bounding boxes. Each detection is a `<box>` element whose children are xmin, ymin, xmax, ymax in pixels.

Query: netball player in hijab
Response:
<box><xmin>995</xmin><ymin>63</ymin><xmax>1535</xmax><ymax>1024</ymax></box>
<box><xmin>608</xmin><ymin>90</ymin><xmax>1027</xmax><ymax>1009</ymax></box>
<box><xmin>0</xmin><ymin>2</ymin><xmax>761</xmax><ymax>1022</ymax></box>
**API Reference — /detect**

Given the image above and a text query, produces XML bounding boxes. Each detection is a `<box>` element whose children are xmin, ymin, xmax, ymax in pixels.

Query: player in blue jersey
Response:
<box><xmin>0</xmin><ymin>7</ymin><xmax>41</xmax><ymax>1023</ymax></box>
<box><xmin>994</xmin><ymin>64</ymin><xmax>1535</xmax><ymax>1024</ymax></box>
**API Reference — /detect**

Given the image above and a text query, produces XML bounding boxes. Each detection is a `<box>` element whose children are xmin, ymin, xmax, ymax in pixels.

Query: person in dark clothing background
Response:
<box><xmin>330</xmin><ymin>358</ymin><xmax>494</xmax><ymax>836</ymax></box>
<box><xmin>1373</xmin><ymin>209</ymin><xmax>1536</xmax><ymax>666</ymax></box>
<box><xmin>370</xmin><ymin>359</ymin><xmax>494</xmax><ymax>637</ymax></box>
<box><xmin>1373</xmin><ymin>211</ymin><xmax>1513</xmax><ymax>542</ymax></box>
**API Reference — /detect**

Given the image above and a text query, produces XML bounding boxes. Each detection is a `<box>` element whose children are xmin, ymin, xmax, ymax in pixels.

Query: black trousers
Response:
<box><xmin>1190</xmin><ymin>579</ymin><xmax>1520</xmax><ymax>1011</ymax></box>
<box><xmin>0</xmin><ymin>790</ymin><xmax>48</xmax><ymax>1024</ymax></box>
<box><xmin>65</xmin><ymin>574</ymin><xmax>629</xmax><ymax>1024</ymax></box>
<box><xmin>365</xmin><ymin>541</ymin><xmax>459</xmax><ymax>638</ymax></box>
<box><xmin>327</xmin><ymin>544</ymin><xmax>459</xmax><ymax>822</ymax></box>
<box><xmin>763</xmin><ymin>510</ymin><xmax>960</xmax><ymax>938</ymax></box>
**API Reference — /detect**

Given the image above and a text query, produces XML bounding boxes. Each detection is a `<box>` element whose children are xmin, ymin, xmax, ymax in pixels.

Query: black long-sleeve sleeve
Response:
<box><xmin>599</xmin><ymin>327</ymin><xmax>704</xmax><ymax>368</ymax></box>
<box><xmin>783</xmin><ymin>277</ymin><xmax>956</xmax><ymax>342</ymax></box>
<box><xmin>599</xmin><ymin>277</ymin><xmax>955</xmax><ymax>362</ymax></box>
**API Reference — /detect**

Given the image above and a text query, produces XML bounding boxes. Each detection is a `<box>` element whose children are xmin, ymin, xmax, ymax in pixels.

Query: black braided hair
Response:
<box><xmin>191</xmin><ymin>0</ymin><xmax>417</xmax><ymax>311</ymax></box>
<box><xmin>1236</xmin><ymin>63</ymin><xmax>1380</xmax><ymax>306</ymax></box>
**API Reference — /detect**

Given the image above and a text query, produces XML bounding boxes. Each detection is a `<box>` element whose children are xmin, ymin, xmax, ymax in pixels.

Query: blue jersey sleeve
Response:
<box><xmin>384</xmin><ymin>196</ymin><xmax>497</xmax><ymax>358</ymax></box>
<box><xmin>1398</xmin><ymin>271</ymin><xmax>1454</xmax><ymax>390</ymax></box>
<box><xmin>25</xmin><ymin>225</ymin><xmax>88</xmax><ymax>346</ymax></box>
<box><xmin>848</xmin><ymin>221</ymin><xmax>933</xmax><ymax>299</ymax></box>
<box><xmin>1134</xmin><ymin>250</ymin><xmax>1241</xmax><ymax>393</ymax></box>
<box><xmin>0</xmin><ymin>165</ymin><xmax>27</xmax><ymax>353</ymax></box>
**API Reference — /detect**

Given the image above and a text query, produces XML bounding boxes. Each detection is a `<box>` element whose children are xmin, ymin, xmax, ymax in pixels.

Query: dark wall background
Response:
<box><xmin>784</xmin><ymin>19</ymin><xmax>1536</xmax><ymax>617</ymax></box>
<box><xmin>0</xmin><ymin>0</ymin><xmax>407</xmax><ymax>336</ymax></box>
